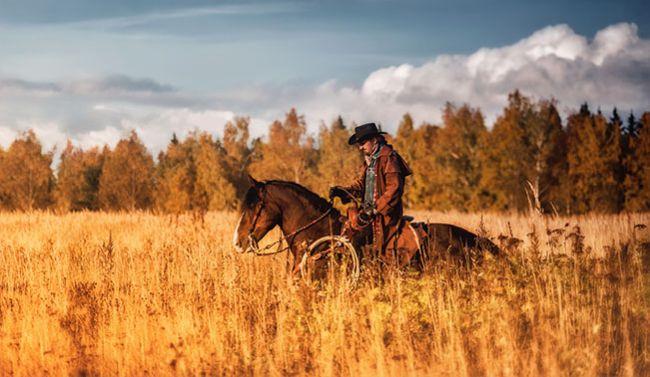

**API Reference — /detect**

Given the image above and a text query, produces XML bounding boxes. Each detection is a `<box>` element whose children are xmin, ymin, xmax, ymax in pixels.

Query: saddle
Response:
<box><xmin>341</xmin><ymin>208</ymin><xmax>426</xmax><ymax>267</ymax></box>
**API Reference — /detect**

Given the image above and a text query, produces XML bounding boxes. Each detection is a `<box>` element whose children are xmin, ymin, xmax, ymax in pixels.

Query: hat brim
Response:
<box><xmin>348</xmin><ymin>131</ymin><xmax>387</xmax><ymax>145</ymax></box>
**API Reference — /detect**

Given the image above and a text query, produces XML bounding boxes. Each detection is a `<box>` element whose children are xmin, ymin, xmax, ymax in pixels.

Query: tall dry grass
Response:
<box><xmin>0</xmin><ymin>211</ymin><xmax>648</xmax><ymax>376</ymax></box>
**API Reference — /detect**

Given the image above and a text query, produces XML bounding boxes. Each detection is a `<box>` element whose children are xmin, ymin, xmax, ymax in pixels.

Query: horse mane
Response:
<box><xmin>263</xmin><ymin>180</ymin><xmax>333</xmax><ymax>212</ymax></box>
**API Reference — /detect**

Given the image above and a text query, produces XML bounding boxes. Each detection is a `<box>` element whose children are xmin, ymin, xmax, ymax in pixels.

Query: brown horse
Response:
<box><xmin>232</xmin><ymin>176</ymin><xmax>500</xmax><ymax>273</ymax></box>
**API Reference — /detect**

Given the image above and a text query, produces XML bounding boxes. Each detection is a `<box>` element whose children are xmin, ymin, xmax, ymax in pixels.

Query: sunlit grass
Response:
<box><xmin>0</xmin><ymin>211</ymin><xmax>648</xmax><ymax>376</ymax></box>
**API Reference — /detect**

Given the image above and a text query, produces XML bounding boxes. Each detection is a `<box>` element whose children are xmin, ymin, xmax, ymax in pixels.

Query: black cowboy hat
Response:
<box><xmin>348</xmin><ymin>122</ymin><xmax>387</xmax><ymax>145</ymax></box>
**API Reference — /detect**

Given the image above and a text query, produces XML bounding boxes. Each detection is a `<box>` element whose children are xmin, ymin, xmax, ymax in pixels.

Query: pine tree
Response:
<box><xmin>98</xmin><ymin>131</ymin><xmax>155</xmax><ymax>211</ymax></box>
<box><xmin>610</xmin><ymin>108</ymin><xmax>626</xmax><ymax>210</ymax></box>
<box><xmin>433</xmin><ymin>103</ymin><xmax>488</xmax><ymax>211</ymax></box>
<box><xmin>0</xmin><ymin>130</ymin><xmax>54</xmax><ymax>211</ymax></box>
<box><xmin>222</xmin><ymin>117</ymin><xmax>253</xmax><ymax>199</ymax></box>
<box><xmin>623</xmin><ymin>112</ymin><xmax>650</xmax><ymax>211</ymax></box>
<box><xmin>565</xmin><ymin>105</ymin><xmax>622</xmax><ymax>213</ymax></box>
<box><xmin>481</xmin><ymin>91</ymin><xmax>531</xmax><ymax>211</ymax></box>
<box><xmin>480</xmin><ymin>91</ymin><xmax>565</xmax><ymax>212</ymax></box>
<box><xmin>56</xmin><ymin>141</ymin><xmax>104</xmax><ymax>211</ymax></box>
<box><xmin>194</xmin><ymin>133</ymin><xmax>238</xmax><ymax>211</ymax></box>
<box><xmin>528</xmin><ymin>100</ymin><xmax>567</xmax><ymax>213</ymax></box>
<box><xmin>154</xmin><ymin>133</ymin><xmax>197</xmax><ymax>214</ymax></box>
<box><xmin>404</xmin><ymin>123</ymin><xmax>441</xmax><ymax>209</ymax></box>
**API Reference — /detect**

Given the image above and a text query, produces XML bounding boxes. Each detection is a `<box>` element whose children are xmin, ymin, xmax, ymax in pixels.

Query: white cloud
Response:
<box><xmin>75</xmin><ymin>107</ymin><xmax>269</xmax><ymax>155</ymax></box>
<box><xmin>0</xmin><ymin>122</ymin><xmax>65</xmax><ymax>151</ymax></box>
<box><xmin>76</xmin><ymin>126</ymin><xmax>123</xmax><ymax>150</ymax></box>
<box><xmin>294</xmin><ymin>22</ymin><xmax>650</xmax><ymax>130</ymax></box>
<box><xmin>0</xmin><ymin>107</ymin><xmax>257</xmax><ymax>157</ymax></box>
<box><xmin>0</xmin><ymin>22</ymin><xmax>648</xmax><ymax>153</ymax></box>
<box><xmin>0</xmin><ymin>127</ymin><xmax>18</xmax><ymax>149</ymax></box>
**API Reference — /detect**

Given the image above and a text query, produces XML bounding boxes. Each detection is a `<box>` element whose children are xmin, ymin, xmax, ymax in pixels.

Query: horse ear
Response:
<box><xmin>247</xmin><ymin>174</ymin><xmax>264</xmax><ymax>192</ymax></box>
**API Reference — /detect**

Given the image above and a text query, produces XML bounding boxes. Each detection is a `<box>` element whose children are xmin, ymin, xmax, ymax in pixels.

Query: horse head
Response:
<box><xmin>232</xmin><ymin>175</ymin><xmax>282</xmax><ymax>253</ymax></box>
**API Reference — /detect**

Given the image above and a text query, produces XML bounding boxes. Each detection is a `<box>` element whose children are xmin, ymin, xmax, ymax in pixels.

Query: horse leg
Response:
<box><xmin>394</xmin><ymin>224</ymin><xmax>423</xmax><ymax>270</ymax></box>
<box><xmin>289</xmin><ymin>248</ymin><xmax>305</xmax><ymax>276</ymax></box>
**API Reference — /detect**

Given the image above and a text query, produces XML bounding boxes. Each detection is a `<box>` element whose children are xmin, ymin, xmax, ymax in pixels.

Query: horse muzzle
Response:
<box><xmin>233</xmin><ymin>234</ymin><xmax>259</xmax><ymax>254</ymax></box>
<box><xmin>245</xmin><ymin>235</ymin><xmax>260</xmax><ymax>253</ymax></box>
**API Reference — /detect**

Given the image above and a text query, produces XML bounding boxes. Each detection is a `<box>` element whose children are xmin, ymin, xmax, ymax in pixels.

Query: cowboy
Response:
<box><xmin>329</xmin><ymin>122</ymin><xmax>412</xmax><ymax>255</ymax></box>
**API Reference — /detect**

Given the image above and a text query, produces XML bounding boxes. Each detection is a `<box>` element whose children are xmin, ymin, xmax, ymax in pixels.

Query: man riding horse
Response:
<box><xmin>329</xmin><ymin>122</ymin><xmax>413</xmax><ymax>257</ymax></box>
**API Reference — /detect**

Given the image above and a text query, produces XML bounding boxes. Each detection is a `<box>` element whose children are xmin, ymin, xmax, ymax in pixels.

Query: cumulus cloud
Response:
<box><xmin>293</xmin><ymin>22</ymin><xmax>650</xmax><ymax>129</ymax></box>
<box><xmin>0</xmin><ymin>22</ymin><xmax>648</xmax><ymax>155</ymax></box>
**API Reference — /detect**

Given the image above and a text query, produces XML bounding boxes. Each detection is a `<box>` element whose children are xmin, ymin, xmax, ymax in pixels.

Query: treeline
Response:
<box><xmin>0</xmin><ymin>90</ymin><xmax>648</xmax><ymax>214</ymax></box>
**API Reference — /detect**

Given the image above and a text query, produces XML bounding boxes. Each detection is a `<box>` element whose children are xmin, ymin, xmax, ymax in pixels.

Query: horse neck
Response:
<box><xmin>267</xmin><ymin>185</ymin><xmax>340</xmax><ymax>243</ymax></box>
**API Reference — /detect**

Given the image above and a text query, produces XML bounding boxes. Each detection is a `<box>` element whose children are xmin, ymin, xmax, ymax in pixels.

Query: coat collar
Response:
<box><xmin>364</xmin><ymin>143</ymin><xmax>394</xmax><ymax>166</ymax></box>
<box><xmin>377</xmin><ymin>143</ymin><xmax>394</xmax><ymax>158</ymax></box>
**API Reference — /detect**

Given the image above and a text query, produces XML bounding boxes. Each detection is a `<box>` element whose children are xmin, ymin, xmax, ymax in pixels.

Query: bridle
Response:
<box><xmin>240</xmin><ymin>189</ymin><xmax>334</xmax><ymax>256</ymax></box>
<box><xmin>244</xmin><ymin>193</ymin><xmax>266</xmax><ymax>253</ymax></box>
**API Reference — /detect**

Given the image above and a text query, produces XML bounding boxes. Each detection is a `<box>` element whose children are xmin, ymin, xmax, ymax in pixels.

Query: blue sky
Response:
<box><xmin>0</xmin><ymin>0</ymin><xmax>649</xmax><ymax>151</ymax></box>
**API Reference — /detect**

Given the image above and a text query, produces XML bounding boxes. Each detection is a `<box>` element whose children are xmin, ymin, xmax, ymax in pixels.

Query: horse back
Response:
<box><xmin>413</xmin><ymin>222</ymin><xmax>500</xmax><ymax>260</ymax></box>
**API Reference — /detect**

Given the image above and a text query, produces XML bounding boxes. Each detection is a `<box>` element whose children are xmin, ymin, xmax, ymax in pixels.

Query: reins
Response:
<box><xmin>250</xmin><ymin>201</ymin><xmax>335</xmax><ymax>256</ymax></box>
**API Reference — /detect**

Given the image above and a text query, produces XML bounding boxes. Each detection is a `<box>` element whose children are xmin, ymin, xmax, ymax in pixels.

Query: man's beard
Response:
<box><xmin>363</xmin><ymin>142</ymin><xmax>379</xmax><ymax>164</ymax></box>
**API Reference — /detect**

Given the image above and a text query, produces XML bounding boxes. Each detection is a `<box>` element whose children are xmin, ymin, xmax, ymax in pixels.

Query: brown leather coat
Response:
<box><xmin>343</xmin><ymin>143</ymin><xmax>412</xmax><ymax>252</ymax></box>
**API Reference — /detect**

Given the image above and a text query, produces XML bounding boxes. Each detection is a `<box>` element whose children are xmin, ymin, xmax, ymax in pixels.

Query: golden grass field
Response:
<box><xmin>0</xmin><ymin>211</ymin><xmax>648</xmax><ymax>376</ymax></box>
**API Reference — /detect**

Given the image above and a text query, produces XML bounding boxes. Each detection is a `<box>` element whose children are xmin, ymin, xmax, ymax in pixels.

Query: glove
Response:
<box><xmin>357</xmin><ymin>210</ymin><xmax>372</xmax><ymax>225</ymax></box>
<box><xmin>328</xmin><ymin>186</ymin><xmax>340</xmax><ymax>199</ymax></box>
<box><xmin>361</xmin><ymin>204</ymin><xmax>377</xmax><ymax>216</ymax></box>
<box><xmin>329</xmin><ymin>186</ymin><xmax>348</xmax><ymax>201</ymax></box>
<box><xmin>357</xmin><ymin>207</ymin><xmax>375</xmax><ymax>225</ymax></box>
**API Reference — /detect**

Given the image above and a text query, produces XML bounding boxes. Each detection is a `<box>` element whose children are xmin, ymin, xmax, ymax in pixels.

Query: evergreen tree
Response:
<box><xmin>565</xmin><ymin>105</ymin><xmax>622</xmax><ymax>213</ymax></box>
<box><xmin>529</xmin><ymin>100</ymin><xmax>567</xmax><ymax>213</ymax></box>
<box><xmin>155</xmin><ymin>130</ymin><xmax>239</xmax><ymax>213</ymax></box>
<box><xmin>222</xmin><ymin>117</ymin><xmax>253</xmax><ymax>199</ymax></box>
<box><xmin>0</xmin><ymin>130</ymin><xmax>54</xmax><ymax>211</ymax></box>
<box><xmin>433</xmin><ymin>103</ymin><xmax>488</xmax><ymax>211</ymax></box>
<box><xmin>404</xmin><ymin>123</ymin><xmax>441</xmax><ymax>209</ymax></box>
<box><xmin>155</xmin><ymin>133</ymin><xmax>197</xmax><ymax>214</ymax></box>
<box><xmin>623</xmin><ymin>112</ymin><xmax>650</xmax><ymax>211</ymax></box>
<box><xmin>98</xmin><ymin>131</ymin><xmax>155</xmax><ymax>211</ymax></box>
<box><xmin>194</xmin><ymin>133</ymin><xmax>238</xmax><ymax>211</ymax></box>
<box><xmin>610</xmin><ymin>108</ymin><xmax>626</xmax><ymax>209</ymax></box>
<box><xmin>623</xmin><ymin>112</ymin><xmax>641</xmax><ymax>138</ymax></box>
<box><xmin>480</xmin><ymin>91</ymin><xmax>565</xmax><ymax>212</ymax></box>
<box><xmin>56</xmin><ymin>141</ymin><xmax>104</xmax><ymax>211</ymax></box>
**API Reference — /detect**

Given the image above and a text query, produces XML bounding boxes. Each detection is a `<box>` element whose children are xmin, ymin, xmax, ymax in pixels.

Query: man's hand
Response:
<box><xmin>357</xmin><ymin>206</ymin><xmax>376</xmax><ymax>225</ymax></box>
<box><xmin>329</xmin><ymin>186</ymin><xmax>351</xmax><ymax>203</ymax></box>
<box><xmin>357</xmin><ymin>210</ymin><xmax>371</xmax><ymax>225</ymax></box>
<box><xmin>328</xmin><ymin>186</ymin><xmax>342</xmax><ymax>199</ymax></box>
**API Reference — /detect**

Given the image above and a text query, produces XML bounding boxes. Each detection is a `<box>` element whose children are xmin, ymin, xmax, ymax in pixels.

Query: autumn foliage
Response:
<box><xmin>1</xmin><ymin>91</ymin><xmax>649</xmax><ymax>214</ymax></box>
